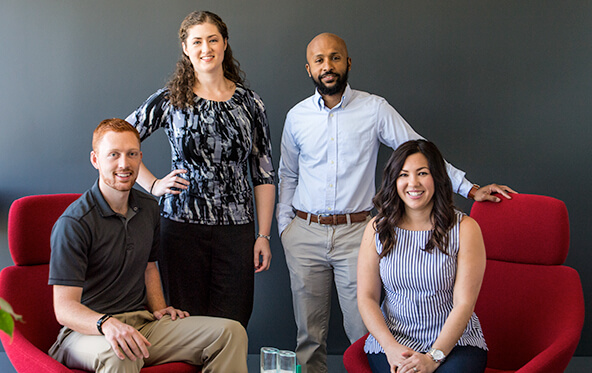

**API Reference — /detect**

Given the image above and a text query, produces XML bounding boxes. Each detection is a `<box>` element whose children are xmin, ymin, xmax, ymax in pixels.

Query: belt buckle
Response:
<box><xmin>318</xmin><ymin>213</ymin><xmax>332</xmax><ymax>225</ymax></box>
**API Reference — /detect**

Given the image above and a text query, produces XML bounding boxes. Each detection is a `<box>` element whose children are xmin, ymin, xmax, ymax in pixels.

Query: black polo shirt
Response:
<box><xmin>49</xmin><ymin>181</ymin><xmax>159</xmax><ymax>315</ymax></box>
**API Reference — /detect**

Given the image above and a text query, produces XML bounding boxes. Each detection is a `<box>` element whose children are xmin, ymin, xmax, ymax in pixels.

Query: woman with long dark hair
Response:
<box><xmin>358</xmin><ymin>140</ymin><xmax>487</xmax><ymax>372</ymax></box>
<box><xmin>126</xmin><ymin>11</ymin><xmax>275</xmax><ymax>328</ymax></box>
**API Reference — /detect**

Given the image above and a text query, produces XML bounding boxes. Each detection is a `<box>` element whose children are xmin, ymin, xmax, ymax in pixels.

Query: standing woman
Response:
<box><xmin>358</xmin><ymin>140</ymin><xmax>488</xmax><ymax>373</ymax></box>
<box><xmin>126</xmin><ymin>11</ymin><xmax>275</xmax><ymax>328</ymax></box>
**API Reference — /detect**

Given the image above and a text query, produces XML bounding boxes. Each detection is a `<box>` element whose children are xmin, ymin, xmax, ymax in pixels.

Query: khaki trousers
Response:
<box><xmin>281</xmin><ymin>215</ymin><xmax>370</xmax><ymax>373</ymax></box>
<box><xmin>49</xmin><ymin>310</ymin><xmax>248</xmax><ymax>373</ymax></box>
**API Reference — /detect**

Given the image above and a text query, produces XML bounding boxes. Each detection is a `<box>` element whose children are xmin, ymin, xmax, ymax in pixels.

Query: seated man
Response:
<box><xmin>48</xmin><ymin>118</ymin><xmax>248</xmax><ymax>373</ymax></box>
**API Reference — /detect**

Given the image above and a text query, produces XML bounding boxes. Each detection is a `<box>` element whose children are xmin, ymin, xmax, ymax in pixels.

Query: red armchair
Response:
<box><xmin>0</xmin><ymin>194</ymin><xmax>199</xmax><ymax>373</ymax></box>
<box><xmin>344</xmin><ymin>194</ymin><xmax>584</xmax><ymax>373</ymax></box>
<box><xmin>471</xmin><ymin>193</ymin><xmax>584</xmax><ymax>373</ymax></box>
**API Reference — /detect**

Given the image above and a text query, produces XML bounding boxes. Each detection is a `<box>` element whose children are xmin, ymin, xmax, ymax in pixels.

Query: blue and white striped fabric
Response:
<box><xmin>364</xmin><ymin>211</ymin><xmax>487</xmax><ymax>354</ymax></box>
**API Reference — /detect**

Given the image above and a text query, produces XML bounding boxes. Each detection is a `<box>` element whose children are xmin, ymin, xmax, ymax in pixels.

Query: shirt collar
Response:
<box><xmin>90</xmin><ymin>179</ymin><xmax>139</xmax><ymax>218</ymax></box>
<box><xmin>313</xmin><ymin>84</ymin><xmax>353</xmax><ymax>111</ymax></box>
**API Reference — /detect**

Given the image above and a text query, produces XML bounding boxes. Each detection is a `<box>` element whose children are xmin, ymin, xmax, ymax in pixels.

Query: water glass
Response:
<box><xmin>260</xmin><ymin>347</ymin><xmax>279</xmax><ymax>373</ymax></box>
<box><xmin>278</xmin><ymin>350</ymin><xmax>297</xmax><ymax>373</ymax></box>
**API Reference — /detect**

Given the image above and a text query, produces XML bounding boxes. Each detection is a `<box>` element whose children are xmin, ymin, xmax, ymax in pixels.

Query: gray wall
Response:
<box><xmin>1</xmin><ymin>0</ymin><xmax>590</xmax><ymax>356</ymax></box>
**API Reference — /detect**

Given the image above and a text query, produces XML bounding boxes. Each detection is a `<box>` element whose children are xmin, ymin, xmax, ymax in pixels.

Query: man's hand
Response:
<box><xmin>153</xmin><ymin>306</ymin><xmax>190</xmax><ymax>321</ymax></box>
<box><xmin>101</xmin><ymin>317</ymin><xmax>151</xmax><ymax>361</ymax></box>
<box><xmin>473</xmin><ymin>183</ymin><xmax>517</xmax><ymax>202</ymax></box>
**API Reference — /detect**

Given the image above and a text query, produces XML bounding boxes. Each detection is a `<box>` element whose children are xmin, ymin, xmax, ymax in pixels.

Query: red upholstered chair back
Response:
<box><xmin>2</xmin><ymin>194</ymin><xmax>81</xmax><ymax>353</ymax></box>
<box><xmin>471</xmin><ymin>193</ymin><xmax>569</xmax><ymax>265</ymax></box>
<box><xmin>9</xmin><ymin>194</ymin><xmax>81</xmax><ymax>266</ymax></box>
<box><xmin>471</xmin><ymin>194</ymin><xmax>584</xmax><ymax>373</ymax></box>
<box><xmin>0</xmin><ymin>194</ymin><xmax>199</xmax><ymax>373</ymax></box>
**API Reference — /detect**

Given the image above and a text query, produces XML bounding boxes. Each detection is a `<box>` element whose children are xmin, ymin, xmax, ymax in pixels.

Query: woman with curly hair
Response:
<box><xmin>125</xmin><ymin>10</ymin><xmax>275</xmax><ymax>328</ymax></box>
<box><xmin>358</xmin><ymin>140</ymin><xmax>488</xmax><ymax>372</ymax></box>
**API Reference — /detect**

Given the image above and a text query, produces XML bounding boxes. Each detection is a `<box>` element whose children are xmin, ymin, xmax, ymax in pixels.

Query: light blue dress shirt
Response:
<box><xmin>277</xmin><ymin>85</ymin><xmax>473</xmax><ymax>234</ymax></box>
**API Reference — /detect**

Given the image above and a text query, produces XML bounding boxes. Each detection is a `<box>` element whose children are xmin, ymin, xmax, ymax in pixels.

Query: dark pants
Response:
<box><xmin>367</xmin><ymin>346</ymin><xmax>487</xmax><ymax>373</ymax></box>
<box><xmin>159</xmin><ymin>218</ymin><xmax>255</xmax><ymax>328</ymax></box>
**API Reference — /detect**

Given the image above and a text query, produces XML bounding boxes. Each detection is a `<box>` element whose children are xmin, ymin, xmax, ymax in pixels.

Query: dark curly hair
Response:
<box><xmin>166</xmin><ymin>11</ymin><xmax>245</xmax><ymax>109</ymax></box>
<box><xmin>373</xmin><ymin>140</ymin><xmax>456</xmax><ymax>259</ymax></box>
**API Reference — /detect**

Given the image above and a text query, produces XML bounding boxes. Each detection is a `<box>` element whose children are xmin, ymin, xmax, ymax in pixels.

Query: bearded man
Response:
<box><xmin>276</xmin><ymin>33</ymin><xmax>514</xmax><ymax>373</ymax></box>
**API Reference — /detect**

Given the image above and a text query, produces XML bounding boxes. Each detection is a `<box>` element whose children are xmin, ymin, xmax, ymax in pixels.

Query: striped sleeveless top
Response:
<box><xmin>365</xmin><ymin>211</ymin><xmax>487</xmax><ymax>354</ymax></box>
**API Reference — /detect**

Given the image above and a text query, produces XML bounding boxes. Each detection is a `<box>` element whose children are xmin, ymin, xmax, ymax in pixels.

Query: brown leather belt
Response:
<box><xmin>295</xmin><ymin>210</ymin><xmax>371</xmax><ymax>225</ymax></box>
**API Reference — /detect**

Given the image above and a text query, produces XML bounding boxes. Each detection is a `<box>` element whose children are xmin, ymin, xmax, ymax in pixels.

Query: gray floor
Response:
<box><xmin>1</xmin><ymin>352</ymin><xmax>589</xmax><ymax>372</ymax></box>
<box><xmin>0</xmin><ymin>354</ymin><xmax>346</xmax><ymax>372</ymax></box>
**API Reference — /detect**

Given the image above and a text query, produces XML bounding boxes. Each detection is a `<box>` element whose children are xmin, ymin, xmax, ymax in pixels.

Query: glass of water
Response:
<box><xmin>278</xmin><ymin>350</ymin><xmax>297</xmax><ymax>373</ymax></box>
<box><xmin>260</xmin><ymin>347</ymin><xmax>279</xmax><ymax>373</ymax></box>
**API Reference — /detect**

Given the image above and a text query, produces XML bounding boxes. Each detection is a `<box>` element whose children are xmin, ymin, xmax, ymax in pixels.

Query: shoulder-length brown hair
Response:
<box><xmin>167</xmin><ymin>11</ymin><xmax>245</xmax><ymax>109</ymax></box>
<box><xmin>373</xmin><ymin>140</ymin><xmax>456</xmax><ymax>258</ymax></box>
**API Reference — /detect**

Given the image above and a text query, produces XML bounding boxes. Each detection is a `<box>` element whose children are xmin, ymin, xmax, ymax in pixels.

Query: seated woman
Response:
<box><xmin>357</xmin><ymin>140</ymin><xmax>488</xmax><ymax>373</ymax></box>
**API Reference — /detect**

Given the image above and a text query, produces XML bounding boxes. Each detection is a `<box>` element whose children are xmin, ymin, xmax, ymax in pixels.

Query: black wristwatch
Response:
<box><xmin>96</xmin><ymin>314</ymin><xmax>112</xmax><ymax>335</ymax></box>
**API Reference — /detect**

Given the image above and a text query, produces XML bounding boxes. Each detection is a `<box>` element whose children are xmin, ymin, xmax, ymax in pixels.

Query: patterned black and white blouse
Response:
<box><xmin>126</xmin><ymin>84</ymin><xmax>275</xmax><ymax>225</ymax></box>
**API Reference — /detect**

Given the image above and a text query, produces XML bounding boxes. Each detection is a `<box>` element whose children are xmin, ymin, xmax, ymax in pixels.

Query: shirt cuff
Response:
<box><xmin>276</xmin><ymin>203</ymin><xmax>295</xmax><ymax>236</ymax></box>
<box><xmin>458</xmin><ymin>178</ymin><xmax>474</xmax><ymax>198</ymax></box>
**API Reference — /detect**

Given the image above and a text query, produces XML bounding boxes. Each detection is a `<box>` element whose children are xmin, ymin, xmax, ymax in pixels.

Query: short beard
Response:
<box><xmin>311</xmin><ymin>69</ymin><xmax>349</xmax><ymax>96</ymax></box>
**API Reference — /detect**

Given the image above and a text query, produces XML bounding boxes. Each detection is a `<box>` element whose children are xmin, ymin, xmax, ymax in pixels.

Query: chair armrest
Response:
<box><xmin>343</xmin><ymin>333</ymin><xmax>371</xmax><ymax>373</ymax></box>
<box><xmin>1</xmin><ymin>329</ymin><xmax>74</xmax><ymax>373</ymax></box>
<box><xmin>516</xmin><ymin>335</ymin><xmax>580</xmax><ymax>373</ymax></box>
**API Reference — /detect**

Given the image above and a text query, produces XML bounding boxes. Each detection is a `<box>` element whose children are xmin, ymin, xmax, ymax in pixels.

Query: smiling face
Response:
<box><xmin>182</xmin><ymin>22</ymin><xmax>227</xmax><ymax>77</ymax></box>
<box><xmin>305</xmin><ymin>33</ymin><xmax>351</xmax><ymax>96</ymax></box>
<box><xmin>91</xmin><ymin>130</ymin><xmax>142</xmax><ymax>194</ymax></box>
<box><xmin>396</xmin><ymin>152</ymin><xmax>435</xmax><ymax>214</ymax></box>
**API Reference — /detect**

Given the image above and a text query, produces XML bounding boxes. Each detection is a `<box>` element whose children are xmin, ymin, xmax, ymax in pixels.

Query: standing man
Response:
<box><xmin>277</xmin><ymin>33</ymin><xmax>515</xmax><ymax>373</ymax></box>
<box><xmin>49</xmin><ymin>118</ymin><xmax>248</xmax><ymax>373</ymax></box>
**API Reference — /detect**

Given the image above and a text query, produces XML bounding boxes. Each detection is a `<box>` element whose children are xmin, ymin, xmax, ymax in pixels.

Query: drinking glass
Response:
<box><xmin>260</xmin><ymin>347</ymin><xmax>279</xmax><ymax>373</ymax></box>
<box><xmin>278</xmin><ymin>350</ymin><xmax>297</xmax><ymax>373</ymax></box>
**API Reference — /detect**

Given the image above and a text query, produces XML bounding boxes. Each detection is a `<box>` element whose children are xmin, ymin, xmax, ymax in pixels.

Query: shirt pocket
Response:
<box><xmin>339</xmin><ymin>130</ymin><xmax>373</xmax><ymax>166</ymax></box>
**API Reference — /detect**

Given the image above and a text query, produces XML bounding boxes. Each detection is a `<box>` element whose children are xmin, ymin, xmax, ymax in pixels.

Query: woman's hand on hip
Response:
<box><xmin>151</xmin><ymin>169</ymin><xmax>189</xmax><ymax>196</ymax></box>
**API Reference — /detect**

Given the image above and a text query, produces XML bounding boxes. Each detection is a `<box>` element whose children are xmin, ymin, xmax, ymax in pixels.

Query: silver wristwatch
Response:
<box><xmin>427</xmin><ymin>348</ymin><xmax>446</xmax><ymax>363</ymax></box>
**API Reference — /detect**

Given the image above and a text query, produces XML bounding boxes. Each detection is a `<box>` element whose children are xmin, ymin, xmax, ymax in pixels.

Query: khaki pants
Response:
<box><xmin>281</xmin><ymin>215</ymin><xmax>370</xmax><ymax>373</ymax></box>
<box><xmin>49</xmin><ymin>310</ymin><xmax>248</xmax><ymax>373</ymax></box>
